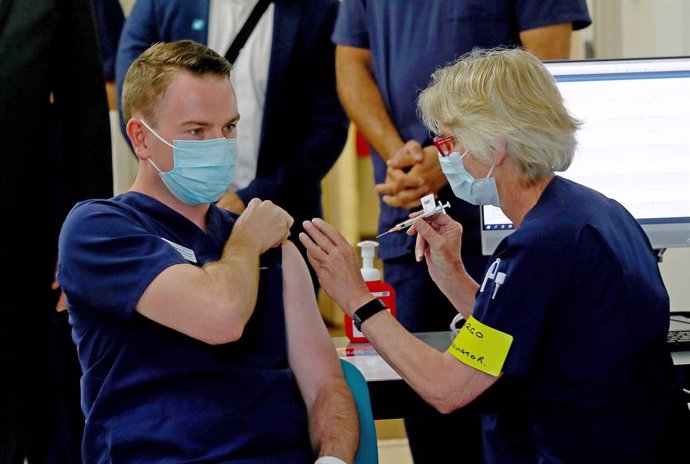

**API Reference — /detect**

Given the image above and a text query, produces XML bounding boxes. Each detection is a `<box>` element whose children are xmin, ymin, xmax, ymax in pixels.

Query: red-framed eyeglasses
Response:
<box><xmin>433</xmin><ymin>135</ymin><xmax>457</xmax><ymax>157</ymax></box>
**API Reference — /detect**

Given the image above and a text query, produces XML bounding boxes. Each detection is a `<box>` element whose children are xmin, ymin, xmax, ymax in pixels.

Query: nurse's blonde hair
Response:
<box><xmin>417</xmin><ymin>47</ymin><xmax>580</xmax><ymax>184</ymax></box>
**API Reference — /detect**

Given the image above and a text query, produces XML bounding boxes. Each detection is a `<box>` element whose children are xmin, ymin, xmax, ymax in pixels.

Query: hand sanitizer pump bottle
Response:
<box><xmin>345</xmin><ymin>240</ymin><xmax>396</xmax><ymax>343</ymax></box>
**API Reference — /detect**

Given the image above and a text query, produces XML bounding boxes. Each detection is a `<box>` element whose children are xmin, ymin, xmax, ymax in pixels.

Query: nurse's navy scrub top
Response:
<box><xmin>471</xmin><ymin>176</ymin><xmax>683</xmax><ymax>463</ymax></box>
<box><xmin>57</xmin><ymin>192</ymin><xmax>313</xmax><ymax>463</ymax></box>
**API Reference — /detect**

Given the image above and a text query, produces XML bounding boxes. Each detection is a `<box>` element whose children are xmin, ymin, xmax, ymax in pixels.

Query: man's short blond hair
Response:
<box><xmin>122</xmin><ymin>40</ymin><xmax>231</xmax><ymax>125</ymax></box>
<box><xmin>418</xmin><ymin>47</ymin><xmax>581</xmax><ymax>184</ymax></box>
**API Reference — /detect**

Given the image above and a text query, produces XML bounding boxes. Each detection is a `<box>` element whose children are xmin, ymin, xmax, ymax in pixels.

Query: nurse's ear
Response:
<box><xmin>492</xmin><ymin>138</ymin><xmax>509</xmax><ymax>167</ymax></box>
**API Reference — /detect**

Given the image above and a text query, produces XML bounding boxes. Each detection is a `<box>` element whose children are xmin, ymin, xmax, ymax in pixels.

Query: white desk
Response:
<box><xmin>334</xmin><ymin>331</ymin><xmax>690</xmax><ymax>419</ymax></box>
<box><xmin>672</xmin><ymin>351</ymin><xmax>690</xmax><ymax>365</ymax></box>
<box><xmin>334</xmin><ymin>331</ymin><xmax>455</xmax><ymax>382</ymax></box>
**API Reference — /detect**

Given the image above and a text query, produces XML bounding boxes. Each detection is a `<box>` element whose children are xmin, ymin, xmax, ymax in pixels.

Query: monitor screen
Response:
<box><xmin>480</xmin><ymin>56</ymin><xmax>690</xmax><ymax>255</ymax></box>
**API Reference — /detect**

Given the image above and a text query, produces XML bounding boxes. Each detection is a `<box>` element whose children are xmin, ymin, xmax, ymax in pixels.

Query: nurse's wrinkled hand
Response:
<box><xmin>408</xmin><ymin>213</ymin><xmax>466</xmax><ymax>290</ymax></box>
<box><xmin>299</xmin><ymin>219</ymin><xmax>371</xmax><ymax>317</ymax></box>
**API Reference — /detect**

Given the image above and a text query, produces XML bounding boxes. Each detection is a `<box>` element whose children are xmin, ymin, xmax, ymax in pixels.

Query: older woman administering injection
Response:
<box><xmin>300</xmin><ymin>48</ymin><xmax>689</xmax><ymax>462</ymax></box>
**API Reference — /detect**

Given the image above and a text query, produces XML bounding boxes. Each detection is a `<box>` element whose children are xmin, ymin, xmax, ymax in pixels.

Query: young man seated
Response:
<box><xmin>58</xmin><ymin>40</ymin><xmax>358</xmax><ymax>463</ymax></box>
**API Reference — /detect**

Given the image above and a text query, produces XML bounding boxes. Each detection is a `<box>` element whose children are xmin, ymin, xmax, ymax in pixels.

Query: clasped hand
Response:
<box><xmin>375</xmin><ymin>141</ymin><xmax>447</xmax><ymax>209</ymax></box>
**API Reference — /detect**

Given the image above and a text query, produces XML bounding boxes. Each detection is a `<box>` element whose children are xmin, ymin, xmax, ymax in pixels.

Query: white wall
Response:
<box><xmin>120</xmin><ymin>0</ymin><xmax>136</xmax><ymax>15</ymax></box>
<box><xmin>110</xmin><ymin>112</ymin><xmax>137</xmax><ymax>195</ymax></box>
<box><xmin>660</xmin><ymin>249</ymin><xmax>690</xmax><ymax>311</ymax></box>
<box><xmin>589</xmin><ymin>0</ymin><xmax>690</xmax><ymax>310</ymax></box>
<box><xmin>591</xmin><ymin>0</ymin><xmax>690</xmax><ymax>59</ymax></box>
<box><xmin>111</xmin><ymin>1</ymin><xmax>138</xmax><ymax>195</ymax></box>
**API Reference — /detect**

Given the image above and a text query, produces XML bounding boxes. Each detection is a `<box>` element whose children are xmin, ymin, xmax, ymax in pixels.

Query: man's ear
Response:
<box><xmin>126</xmin><ymin>118</ymin><xmax>149</xmax><ymax>160</ymax></box>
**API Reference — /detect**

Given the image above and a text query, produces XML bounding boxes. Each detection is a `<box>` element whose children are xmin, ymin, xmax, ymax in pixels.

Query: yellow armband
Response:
<box><xmin>447</xmin><ymin>316</ymin><xmax>513</xmax><ymax>377</ymax></box>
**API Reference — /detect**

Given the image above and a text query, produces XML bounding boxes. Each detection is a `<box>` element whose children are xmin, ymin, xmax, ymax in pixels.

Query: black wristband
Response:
<box><xmin>353</xmin><ymin>298</ymin><xmax>387</xmax><ymax>331</ymax></box>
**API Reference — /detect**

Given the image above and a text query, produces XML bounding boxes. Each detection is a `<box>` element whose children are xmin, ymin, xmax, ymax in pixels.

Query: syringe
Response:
<box><xmin>376</xmin><ymin>200</ymin><xmax>451</xmax><ymax>238</ymax></box>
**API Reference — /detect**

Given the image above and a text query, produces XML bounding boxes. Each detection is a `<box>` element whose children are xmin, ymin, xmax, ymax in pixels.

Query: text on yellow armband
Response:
<box><xmin>447</xmin><ymin>316</ymin><xmax>513</xmax><ymax>377</ymax></box>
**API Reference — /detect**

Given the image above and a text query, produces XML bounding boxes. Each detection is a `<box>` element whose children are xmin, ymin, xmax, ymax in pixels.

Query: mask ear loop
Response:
<box><xmin>140</xmin><ymin>119</ymin><xmax>174</xmax><ymax>174</ymax></box>
<box><xmin>140</xmin><ymin>119</ymin><xmax>175</xmax><ymax>149</ymax></box>
<box><xmin>148</xmin><ymin>158</ymin><xmax>164</xmax><ymax>174</ymax></box>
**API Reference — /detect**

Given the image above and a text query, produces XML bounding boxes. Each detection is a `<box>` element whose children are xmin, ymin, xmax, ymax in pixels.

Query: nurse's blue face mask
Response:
<box><xmin>433</xmin><ymin>134</ymin><xmax>500</xmax><ymax>207</ymax></box>
<box><xmin>140</xmin><ymin>120</ymin><xmax>237</xmax><ymax>205</ymax></box>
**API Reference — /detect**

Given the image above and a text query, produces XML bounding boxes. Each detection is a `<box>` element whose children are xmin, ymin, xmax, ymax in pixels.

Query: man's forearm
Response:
<box><xmin>309</xmin><ymin>381</ymin><xmax>359</xmax><ymax>463</ymax></box>
<box><xmin>135</xmin><ymin>240</ymin><xmax>262</xmax><ymax>345</ymax></box>
<box><xmin>336</xmin><ymin>45</ymin><xmax>403</xmax><ymax>161</ymax></box>
<box><xmin>202</xmin><ymin>235</ymin><xmax>261</xmax><ymax>331</ymax></box>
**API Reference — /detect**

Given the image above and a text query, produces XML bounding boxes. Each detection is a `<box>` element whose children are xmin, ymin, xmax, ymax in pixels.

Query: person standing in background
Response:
<box><xmin>47</xmin><ymin>3</ymin><xmax>125</xmax><ymax>463</ymax></box>
<box><xmin>93</xmin><ymin>0</ymin><xmax>125</xmax><ymax>112</ymax></box>
<box><xmin>0</xmin><ymin>0</ymin><xmax>112</xmax><ymax>462</ymax></box>
<box><xmin>332</xmin><ymin>1</ymin><xmax>591</xmax><ymax>461</ymax></box>
<box><xmin>115</xmin><ymin>0</ymin><xmax>348</xmax><ymax>288</ymax></box>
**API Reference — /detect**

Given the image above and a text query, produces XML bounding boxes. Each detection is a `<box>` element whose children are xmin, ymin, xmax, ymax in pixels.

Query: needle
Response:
<box><xmin>376</xmin><ymin>201</ymin><xmax>450</xmax><ymax>238</ymax></box>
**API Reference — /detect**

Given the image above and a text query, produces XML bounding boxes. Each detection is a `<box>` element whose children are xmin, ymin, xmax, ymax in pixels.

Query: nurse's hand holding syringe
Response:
<box><xmin>376</xmin><ymin>199</ymin><xmax>450</xmax><ymax>238</ymax></box>
<box><xmin>406</xmin><ymin>203</ymin><xmax>477</xmax><ymax>317</ymax></box>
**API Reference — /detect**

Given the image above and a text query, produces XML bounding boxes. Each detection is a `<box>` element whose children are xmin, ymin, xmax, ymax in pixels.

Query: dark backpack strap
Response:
<box><xmin>224</xmin><ymin>0</ymin><xmax>273</xmax><ymax>65</ymax></box>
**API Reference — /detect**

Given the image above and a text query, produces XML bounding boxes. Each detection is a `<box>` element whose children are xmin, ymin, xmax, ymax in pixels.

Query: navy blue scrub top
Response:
<box><xmin>332</xmin><ymin>0</ymin><xmax>591</xmax><ymax>260</ymax></box>
<box><xmin>58</xmin><ymin>192</ymin><xmax>313</xmax><ymax>463</ymax></box>
<box><xmin>92</xmin><ymin>0</ymin><xmax>124</xmax><ymax>80</ymax></box>
<box><xmin>472</xmin><ymin>176</ymin><xmax>682</xmax><ymax>462</ymax></box>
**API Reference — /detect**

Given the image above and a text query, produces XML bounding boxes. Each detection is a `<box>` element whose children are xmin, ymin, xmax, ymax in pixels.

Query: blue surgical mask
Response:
<box><xmin>141</xmin><ymin>120</ymin><xmax>237</xmax><ymax>205</ymax></box>
<box><xmin>438</xmin><ymin>151</ymin><xmax>500</xmax><ymax>206</ymax></box>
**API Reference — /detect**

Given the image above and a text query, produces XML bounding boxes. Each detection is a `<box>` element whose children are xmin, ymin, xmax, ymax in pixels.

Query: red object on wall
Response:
<box><xmin>355</xmin><ymin>129</ymin><xmax>370</xmax><ymax>157</ymax></box>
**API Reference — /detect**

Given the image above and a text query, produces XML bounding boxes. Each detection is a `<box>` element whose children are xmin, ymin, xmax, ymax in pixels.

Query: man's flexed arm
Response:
<box><xmin>282</xmin><ymin>242</ymin><xmax>358</xmax><ymax>462</ymax></box>
<box><xmin>136</xmin><ymin>199</ymin><xmax>293</xmax><ymax>345</ymax></box>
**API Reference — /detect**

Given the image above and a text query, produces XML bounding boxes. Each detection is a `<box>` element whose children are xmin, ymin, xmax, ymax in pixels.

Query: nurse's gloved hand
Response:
<box><xmin>409</xmin><ymin>214</ymin><xmax>470</xmax><ymax>296</ymax></box>
<box><xmin>232</xmin><ymin>198</ymin><xmax>294</xmax><ymax>253</ymax></box>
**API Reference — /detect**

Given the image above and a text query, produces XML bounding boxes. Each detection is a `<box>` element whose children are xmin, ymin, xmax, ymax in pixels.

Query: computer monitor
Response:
<box><xmin>480</xmin><ymin>56</ymin><xmax>690</xmax><ymax>255</ymax></box>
